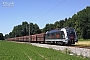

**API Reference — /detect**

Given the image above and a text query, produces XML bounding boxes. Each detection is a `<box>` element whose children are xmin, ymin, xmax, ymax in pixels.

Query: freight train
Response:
<box><xmin>6</xmin><ymin>27</ymin><xmax>78</xmax><ymax>45</ymax></box>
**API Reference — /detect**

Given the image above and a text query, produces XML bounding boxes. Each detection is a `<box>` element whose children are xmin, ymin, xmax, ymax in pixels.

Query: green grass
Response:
<box><xmin>0</xmin><ymin>40</ymin><xmax>90</xmax><ymax>60</ymax></box>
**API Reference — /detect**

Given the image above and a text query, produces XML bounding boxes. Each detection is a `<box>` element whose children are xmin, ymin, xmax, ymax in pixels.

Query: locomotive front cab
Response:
<box><xmin>66</xmin><ymin>29</ymin><xmax>75</xmax><ymax>44</ymax></box>
<box><xmin>61</xmin><ymin>27</ymin><xmax>78</xmax><ymax>45</ymax></box>
<box><xmin>66</xmin><ymin>27</ymin><xmax>78</xmax><ymax>44</ymax></box>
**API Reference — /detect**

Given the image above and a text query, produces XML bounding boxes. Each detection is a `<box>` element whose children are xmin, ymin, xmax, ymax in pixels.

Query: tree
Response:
<box><xmin>5</xmin><ymin>34</ymin><xmax>9</xmax><ymax>39</ymax></box>
<box><xmin>54</xmin><ymin>21</ymin><xmax>59</xmax><ymax>28</ymax></box>
<box><xmin>21</xmin><ymin>21</ymin><xmax>29</xmax><ymax>36</ymax></box>
<box><xmin>33</xmin><ymin>23</ymin><xmax>42</xmax><ymax>34</ymax></box>
<box><xmin>0</xmin><ymin>33</ymin><xmax>4</xmax><ymax>40</ymax></box>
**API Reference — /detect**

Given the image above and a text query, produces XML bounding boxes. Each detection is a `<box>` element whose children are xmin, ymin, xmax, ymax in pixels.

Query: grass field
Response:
<box><xmin>0</xmin><ymin>40</ymin><xmax>90</xmax><ymax>60</ymax></box>
<box><xmin>75</xmin><ymin>39</ymin><xmax>90</xmax><ymax>46</ymax></box>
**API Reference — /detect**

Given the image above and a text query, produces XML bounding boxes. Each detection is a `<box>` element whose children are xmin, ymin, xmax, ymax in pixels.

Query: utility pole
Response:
<box><xmin>29</xmin><ymin>22</ymin><xmax>30</xmax><ymax>42</ymax></box>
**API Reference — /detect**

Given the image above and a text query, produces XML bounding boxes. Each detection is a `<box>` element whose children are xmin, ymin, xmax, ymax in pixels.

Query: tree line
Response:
<box><xmin>4</xmin><ymin>22</ymin><xmax>42</xmax><ymax>38</ymax></box>
<box><xmin>2</xmin><ymin>6</ymin><xmax>90</xmax><ymax>40</ymax></box>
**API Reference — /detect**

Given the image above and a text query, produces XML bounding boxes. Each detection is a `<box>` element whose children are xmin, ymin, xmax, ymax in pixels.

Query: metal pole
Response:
<box><xmin>29</xmin><ymin>22</ymin><xmax>30</xmax><ymax>42</ymax></box>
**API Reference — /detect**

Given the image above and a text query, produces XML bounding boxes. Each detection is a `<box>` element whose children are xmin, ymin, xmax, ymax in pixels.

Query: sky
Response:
<box><xmin>0</xmin><ymin>0</ymin><xmax>90</xmax><ymax>35</ymax></box>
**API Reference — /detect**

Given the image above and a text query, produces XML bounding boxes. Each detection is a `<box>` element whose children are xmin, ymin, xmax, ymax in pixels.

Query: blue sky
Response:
<box><xmin>0</xmin><ymin>0</ymin><xmax>90</xmax><ymax>35</ymax></box>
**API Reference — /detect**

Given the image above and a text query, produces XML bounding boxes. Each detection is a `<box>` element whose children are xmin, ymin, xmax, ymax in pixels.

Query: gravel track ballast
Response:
<box><xmin>31</xmin><ymin>43</ymin><xmax>90</xmax><ymax>58</ymax></box>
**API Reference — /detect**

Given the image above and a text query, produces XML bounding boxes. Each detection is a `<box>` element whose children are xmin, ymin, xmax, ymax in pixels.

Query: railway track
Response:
<box><xmin>69</xmin><ymin>45</ymin><xmax>90</xmax><ymax>49</ymax></box>
<box><xmin>36</xmin><ymin>43</ymin><xmax>90</xmax><ymax>49</ymax></box>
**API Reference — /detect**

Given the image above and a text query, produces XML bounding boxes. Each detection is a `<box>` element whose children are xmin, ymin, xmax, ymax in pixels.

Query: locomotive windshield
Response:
<box><xmin>66</xmin><ymin>28</ymin><xmax>75</xmax><ymax>39</ymax></box>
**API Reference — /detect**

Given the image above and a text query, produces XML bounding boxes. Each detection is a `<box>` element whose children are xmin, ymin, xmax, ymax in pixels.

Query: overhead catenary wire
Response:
<box><xmin>36</xmin><ymin>0</ymin><xmax>66</xmax><ymax>20</ymax></box>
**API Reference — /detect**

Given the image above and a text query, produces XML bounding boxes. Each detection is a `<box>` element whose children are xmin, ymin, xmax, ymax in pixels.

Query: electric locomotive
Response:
<box><xmin>45</xmin><ymin>27</ymin><xmax>78</xmax><ymax>45</ymax></box>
